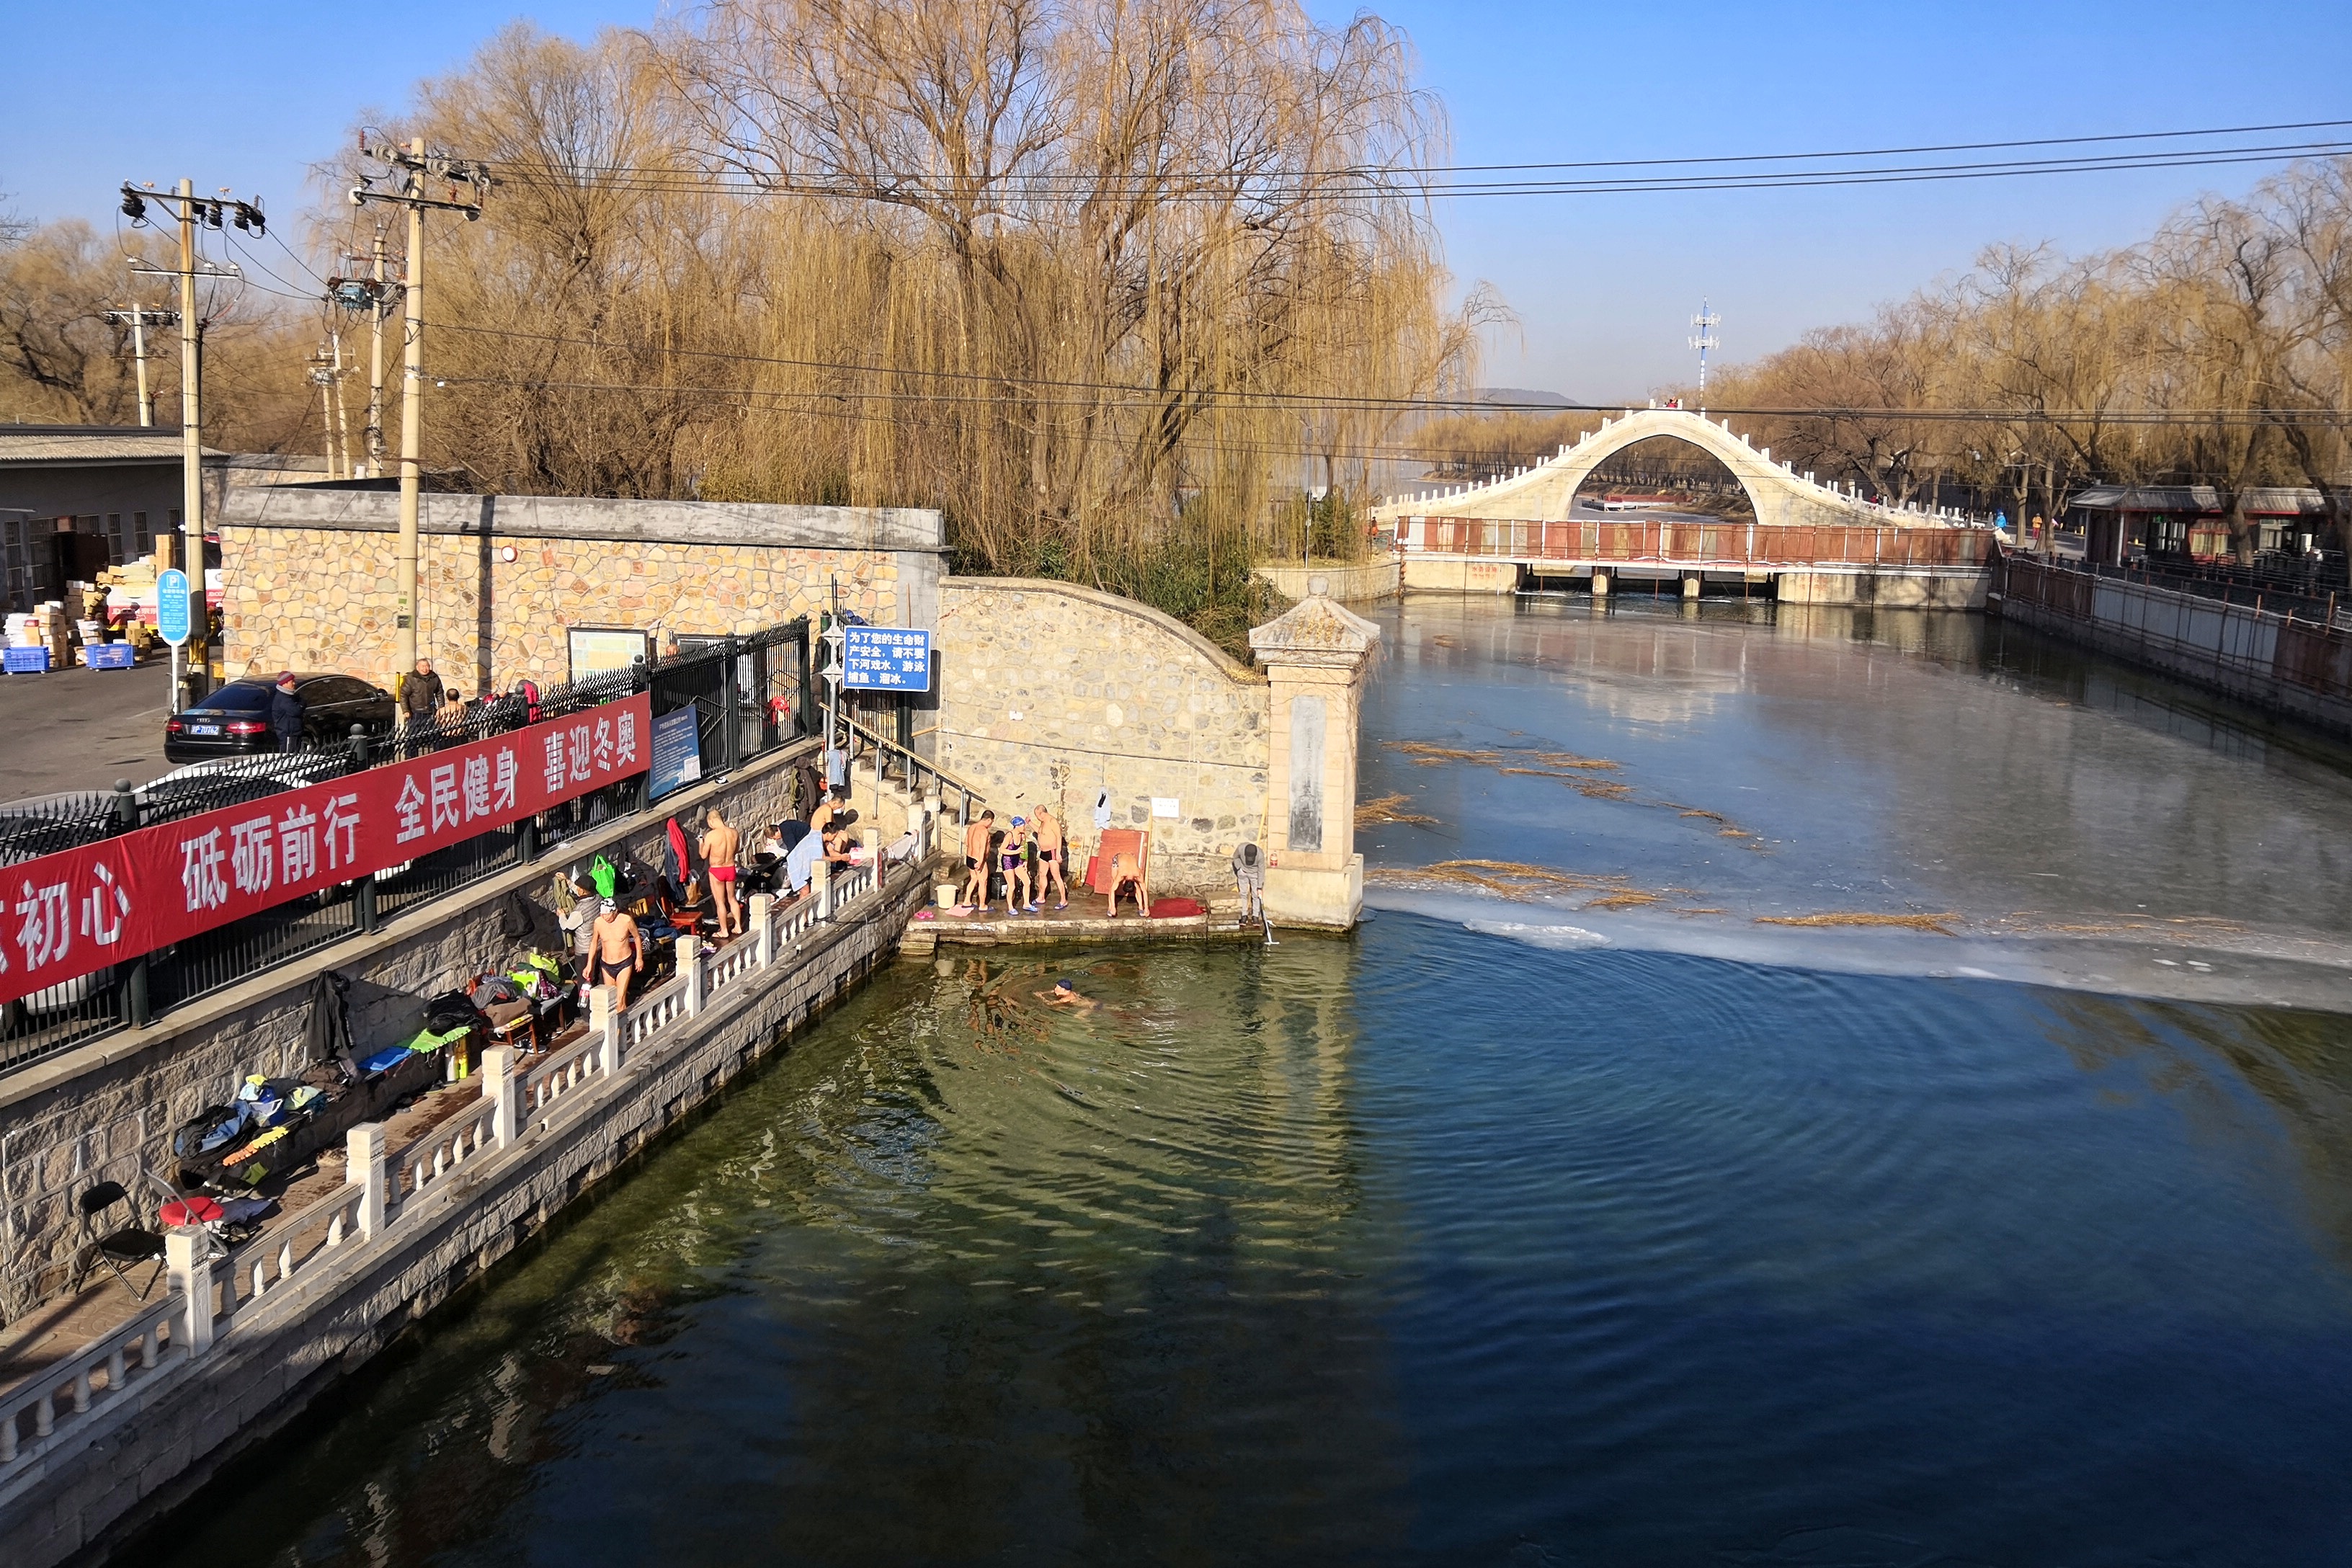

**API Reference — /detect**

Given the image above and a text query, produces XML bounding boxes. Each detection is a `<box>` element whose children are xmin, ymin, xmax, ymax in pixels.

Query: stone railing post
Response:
<box><xmin>1247</xmin><ymin>586</ymin><xmax>1381</xmax><ymax>930</ymax></box>
<box><xmin>923</xmin><ymin>795</ymin><xmax>943</xmax><ymax>854</ymax></box>
<box><xmin>815</xmin><ymin>859</ymin><xmax>833</xmax><ymax>920</ymax></box>
<box><xmin>348</xmin><ymin>1123</ymin><xmax>387</xmax><ymax>1239</ymax></box>
<box><xmin>590</xmin><ymin>984</ymin><xmax>623</xmax><ymax>1075</ymax></box>
<box><xmin>749</xmin><ymin>894</ymin><xmax>774</xmax><ymax>968</ymax></box>
<box><xmin>483</xmin><ymin>1046</ymin><xmax>517</xmax><ymax>1148</ymax></box>
<box><xmin>165</xmin><ymin>1229</ymin><xmax>214</xmax><ymax>1358</ymax></box>
<box><xmin>677</xmin><ymin>935</ymin><xmax>701</xmax><ymax>1015</ymax></box>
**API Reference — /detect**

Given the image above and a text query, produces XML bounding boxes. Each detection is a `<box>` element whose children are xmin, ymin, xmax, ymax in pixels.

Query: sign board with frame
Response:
<box><xmin>567</xmin><ymin>625</ymin><xmax>651</xmax><ymax>682</ymax></box>
<box><xmin>841</xmin><ymin>626</ymin><xmax>932</xmax><ymax>692</ymax></box>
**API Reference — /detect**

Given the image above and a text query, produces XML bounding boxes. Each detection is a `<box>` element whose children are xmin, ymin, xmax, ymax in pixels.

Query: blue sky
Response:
<box><xmin>6</xmin><ymin>1</ymin><xmax>2349</xmax><ymax>400</ymax></box>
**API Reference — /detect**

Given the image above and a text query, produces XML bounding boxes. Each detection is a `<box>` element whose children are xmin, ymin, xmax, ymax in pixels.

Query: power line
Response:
<box><xmin>483</xmin><ymin>116</ymin><xmax>2352</xmax><ymax>183</ymax></box>
<box><xmin>424</xmin><ymin>370</ymin><xmax>2335</xmax><ymax>435</ymax></box>
<box><xmin>419</xmin><ymin>321</ymin><xmax>2346</xmax><ymax>426</ymax></box>
<box><xmin>471</xmin><ymin>134</ymin><xmax>2352</xmax><ymax>202</ymax></box>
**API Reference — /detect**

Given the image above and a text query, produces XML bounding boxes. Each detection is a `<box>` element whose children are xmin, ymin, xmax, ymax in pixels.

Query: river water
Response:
<box><xmin>161</xmin><ymin>598</ymin><xmax>2352</xmax><ymax>1567</ymax></box>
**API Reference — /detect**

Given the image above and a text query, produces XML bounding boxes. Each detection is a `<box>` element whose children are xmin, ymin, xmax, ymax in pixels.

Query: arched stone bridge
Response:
<box><xmin>1373</xmin><ymin>407</ymin><xmax>1959</xmax><ymax>530</ymax></box>
<box><xmin>1366</xmin><ymin>409</ymin><xmax>1990</xmax><ymax>608</ymax></box>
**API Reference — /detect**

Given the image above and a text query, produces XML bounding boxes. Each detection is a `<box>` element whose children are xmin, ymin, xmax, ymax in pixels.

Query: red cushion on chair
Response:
<box><xmin>161</xmin><ymin>1196</ymin><xmax>224</xmax><ymax>1227</ymax></box>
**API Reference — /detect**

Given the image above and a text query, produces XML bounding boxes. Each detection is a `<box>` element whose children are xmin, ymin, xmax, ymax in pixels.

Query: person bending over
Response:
<box><xmin>1105</xmin><ymin>849</ymin><xmax>1150</xmax><ymax>919</ymax></box>
<box><xmin>1232</xmin><ymin>842</ymin><xmax>1266</xmax><ymax>927</ymax></box>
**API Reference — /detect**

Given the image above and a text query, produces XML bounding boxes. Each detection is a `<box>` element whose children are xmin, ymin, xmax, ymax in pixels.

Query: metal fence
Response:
<box><xmin>1997</xmin><ymin>551</ymin><xmax>2352</xmax><ymax>705</ymax></box>
<box><xmin>1399</xmin><ymin>517</ymin><xmax>1990</xmax><ymax>568</ymax></box>
<box><xmin>0</xmin><ymin>620</ymin><xmax>814</xmax><ymax>1078</ymax></box>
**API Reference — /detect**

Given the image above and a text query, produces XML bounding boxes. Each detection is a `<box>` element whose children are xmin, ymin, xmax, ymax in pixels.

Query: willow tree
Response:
<box><xmin>667</xmin><ymin>0</ymin><xmax>1476</xmax><ymax>604</ymax></box>
<box><xmin>344</xmin><ymin>2</ymin><xmax>1478</xmax><ymax>648</ymax></box>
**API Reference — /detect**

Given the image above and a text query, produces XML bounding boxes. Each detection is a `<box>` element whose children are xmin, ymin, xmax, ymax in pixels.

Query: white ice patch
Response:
<box><xmin>1368</xmin><ymin>882</ymin><xmax>2352</xmax><ymax>1013</ymax></box>
<box><xmin>1463</xmin><ymin>919</ymin><xmax>1608</xmax><ymax>950</ymax></box>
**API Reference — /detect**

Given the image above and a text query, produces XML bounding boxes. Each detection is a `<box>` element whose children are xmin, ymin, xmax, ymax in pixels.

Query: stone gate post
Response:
<box><xmin>1247</xmin><ymin>579</ymin><xmax>1381</xmax><ymax>928</ymax></box>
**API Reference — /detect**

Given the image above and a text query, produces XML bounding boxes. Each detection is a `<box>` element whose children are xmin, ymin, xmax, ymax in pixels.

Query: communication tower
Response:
<box><xmin>1688</xmin><ymin>300</ymin><xmax>1721</xmax><ymax>411</ymax></box>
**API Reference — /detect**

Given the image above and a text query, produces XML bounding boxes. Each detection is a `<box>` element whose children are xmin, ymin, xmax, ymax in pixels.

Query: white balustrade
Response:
<box><xmin>0</xmin><ymin>824</ymin><xmax>932</xmax><ymax>1489</ymax></box>
<box><xmin>0</xmin><ymin>1292</ymin><xmax>178</xmax><ymax>1468</ymax></box>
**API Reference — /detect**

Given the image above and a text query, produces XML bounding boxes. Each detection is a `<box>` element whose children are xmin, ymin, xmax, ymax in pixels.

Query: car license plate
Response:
<box><xmin>190</xmin><ymin>724</ymin><xmax>221</xmax><ymax>736</ymax></box>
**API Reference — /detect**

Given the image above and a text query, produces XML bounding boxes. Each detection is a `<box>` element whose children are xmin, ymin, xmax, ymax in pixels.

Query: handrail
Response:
<box><xmin>839</xmin><ymin>713</ymin><xmax>988</xmax><ymax>809</ymax></box>
<box><xmin>0</xmin><ymin>1291</ymin><xmax>179</xmax><ymax>1466</ymax></box>
<box><xmin>0</xmin><ymin>847</ymin><xmax>932</xmax><ymax>1490</ymax></box>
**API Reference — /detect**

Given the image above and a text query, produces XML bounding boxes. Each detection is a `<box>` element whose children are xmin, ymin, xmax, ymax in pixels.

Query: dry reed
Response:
<box><xmin>1356</xmin><ymin>793</ymin><xmax>1438</xmax><ymax>828</ymax></box>
<box><xmin>1754</xmin><ymin>912</ymin><xmax>1959</xmax><ymax>935</ymax></box>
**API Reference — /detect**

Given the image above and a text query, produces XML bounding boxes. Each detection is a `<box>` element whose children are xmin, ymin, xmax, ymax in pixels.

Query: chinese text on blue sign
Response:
<box><xmin>841</xmin><ymin>627</ymin><xmax>932</xmax><ymax>692</ymax></box>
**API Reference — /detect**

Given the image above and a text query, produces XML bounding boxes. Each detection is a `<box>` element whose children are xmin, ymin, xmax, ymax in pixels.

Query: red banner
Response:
<box><xmin>1</xmin><ymin>693</ymin><xmax>654</xmax><ymax>1009</ymax></box>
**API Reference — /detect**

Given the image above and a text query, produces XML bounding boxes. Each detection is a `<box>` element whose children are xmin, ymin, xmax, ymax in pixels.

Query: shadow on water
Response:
<box><xmin>151</xmin><ymin>938</ymin><xmax>1425</xmax><ymax>1568</ymax></box>
<box><xmin>141</xmin><ymin>596</ymin><xmax>2352</xmax><ymax>1568</ymax></box>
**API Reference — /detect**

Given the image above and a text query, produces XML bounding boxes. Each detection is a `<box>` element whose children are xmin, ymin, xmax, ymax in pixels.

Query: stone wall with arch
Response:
<box><xmin>933</xmin><ymin>578</ymin><xmax>1271</xmax><ymax>894</ymax></box>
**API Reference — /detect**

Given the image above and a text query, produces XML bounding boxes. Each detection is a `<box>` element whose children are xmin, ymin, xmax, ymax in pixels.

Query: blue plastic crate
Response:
<box><xmin>3</xmin><ymin>647</ymin><xmax>51</xmax><ymax>675</ymax></box>
<box><xmin>85</xmin><ymin>641</ymin><xmax>135</xmax><ymax>670</ymax></box>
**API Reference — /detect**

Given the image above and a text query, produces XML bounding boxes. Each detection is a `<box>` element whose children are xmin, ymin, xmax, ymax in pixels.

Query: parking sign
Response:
<box><xmin>156</xmin><ymin>569</ymin><xmax>191</xmax><ymax>647</ymax></box>
<box><xmin>841</xmin><ymin>626</ymin><xmax>932</xmax><ymax>692</ymax></box>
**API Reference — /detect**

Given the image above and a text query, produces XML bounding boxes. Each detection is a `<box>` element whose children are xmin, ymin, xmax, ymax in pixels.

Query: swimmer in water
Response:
<box><xmin>1035</xmin><ymin>978</ymin><xmax>1097</xmax><ymax>1012</ymax></box>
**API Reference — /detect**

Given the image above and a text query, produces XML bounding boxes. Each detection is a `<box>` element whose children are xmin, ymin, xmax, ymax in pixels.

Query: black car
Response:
<box><xmin>164</xmin><ymin>673</ymin><xmax>396</xmax><ymax>762</ymax></box>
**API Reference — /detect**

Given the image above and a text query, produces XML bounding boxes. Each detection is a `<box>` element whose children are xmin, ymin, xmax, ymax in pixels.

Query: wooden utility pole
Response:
<box><xmin>352</xmin><ymin>138</ymin><xmax>487</xmax><ymax>674</ymax></box>
<box><xmin>396</xmin><ymin>144</ymin><xmax>425</xmax><ymax>672</ymax></box>
<box><xmin>176</xmin><ymin>179</ymin><xmax>205</xmax><ymax>703</ymax></box>
<box><xmin>367</xmin><ymin>229</ymin><xmax>387</xmax><ymax>479</ymax></box>
<box><xmin>103</xmin><ymin>304</ymin><xmax>177</xmax><ymax>427</ymax></box>
<box><xmin>118</xmin><ymin>179</ymin><xmax>264</xmax><ymax>706</ymax></box>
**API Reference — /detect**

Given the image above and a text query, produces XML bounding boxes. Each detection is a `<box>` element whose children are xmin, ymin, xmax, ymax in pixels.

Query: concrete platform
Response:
<box><xmin>906</xmin><ymin>894</ymin><xmax>1269</xmax><ymax>951</ymax></box>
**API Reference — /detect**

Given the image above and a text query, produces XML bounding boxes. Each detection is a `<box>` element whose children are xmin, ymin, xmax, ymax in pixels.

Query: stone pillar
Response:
<box><xmin>483</xmin><ymin>1046</ymin><xmax>518</xmax><ymax>1149</ymax></box>
<box><xmin>1681</xmin><ymin>573</ymin><xmax>1701</xmax><ymax>599</ymax></box>
<box><xmin>749</xmin><ymin>893</ymin><xmax>774</xmax><ymax>967</ymax></box>
<box><xmin>1247</xmin><ymin>580</ymin><xmax>1381</xmax><ymax>929</ymax></box>
<box><xmin>677</xmin><ymin>935</ymin><xmax>701</xmax><ymax>1016</ymax></box>
<box><xmin>347</xmin><ymin>1123</ymin><xmax>387</xmax><ymax>1239</ymax></box>
<box><xmin>165</xmin><ymin>1229</ymin><xmax>214</xmax><ymax>1357</ymax></box>
<box><xmin>1591</xmin><ymin>569</ymin><xmax>1611</xmax><ymax>597</ymax></box>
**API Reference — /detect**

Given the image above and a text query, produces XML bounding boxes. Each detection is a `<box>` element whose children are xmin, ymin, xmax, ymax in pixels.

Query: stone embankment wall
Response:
<box><xmin>216</xmin><ymin>489</ymin><xmax>945</xmax><ymax>692</ymax></box>
<box><xmin>1993</xmin><ymin>552</ymin><xmax>2352</xmax><ymax>739</ymax></box>
<box><xmin>933</xmin><ymin>579</ymin><xmax>1269</xmax><ymax>892</ymax></box>
<box><xmin>1</xmin><ymin>859</ymin><xmax>935</xmax><ymax>1568</ymax></box>
<box><xmin>0</xmin><ymin>747</ymin><xmax>806</xmax><ymax>1325</ymax></box>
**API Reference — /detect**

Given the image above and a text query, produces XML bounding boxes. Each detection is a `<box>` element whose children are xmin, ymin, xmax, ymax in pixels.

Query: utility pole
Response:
<box><xmin>308</xmin><ymin>347</ymin><xmax>341</xmax><ymax>480</ymax></box>
<box><xmin>1688</xmin><ymin>300</ymin><xmax>1721</xmax><ymax>414</ymax></box>
<box><xmin>368</xmin><ymin>231</ymin><xmax>388</xmax><ymax>478</ymax></box>
<box><xmin>120</xmin><ymin>180</ymin><xmax>260</xmax><ymax>705</ymax></box>
<box><xmin>352</xmin><ymin>138</ymin><xmax>487</xmax><ymax>674</ymax></box>
<box><xmin>104</xmin><ymin>306</ymin><xmax>177</xmax><ymax>427</ymax></box>
<box><xmin>329</xmin><ymin>332</ymin><xmax>352</xmax><ymax>480</ymax></box>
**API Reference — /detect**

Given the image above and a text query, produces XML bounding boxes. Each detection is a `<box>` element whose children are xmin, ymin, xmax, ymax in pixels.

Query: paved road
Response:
<box><xmin>0</xmin><ymin>661</ymin><xmax>176</xmax><ymax>801</ymax></box>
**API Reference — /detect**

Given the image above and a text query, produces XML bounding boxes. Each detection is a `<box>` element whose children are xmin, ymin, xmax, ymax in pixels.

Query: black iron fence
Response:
<box><xmin>0</xmin><ymin>620</ymin><xmax>814</xmax><ymax>1077</ymax></box>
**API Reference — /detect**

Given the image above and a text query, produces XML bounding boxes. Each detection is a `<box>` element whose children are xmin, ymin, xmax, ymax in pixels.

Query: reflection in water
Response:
<box><xmin>154</xmin><ymin>597</ymin><xmax>2352</xmax><ymax>1568</ymax></box>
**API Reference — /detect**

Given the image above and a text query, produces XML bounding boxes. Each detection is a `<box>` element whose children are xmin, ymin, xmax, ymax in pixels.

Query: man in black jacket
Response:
<box><xmin>270</xmin><ymin>672</ymin><xmax>306</xmax><ymax>751</ymax></box>
<box><xmin>401</xmin><ymin>657</ymin><xmax>445</xmax><ymax>755</ymax></box>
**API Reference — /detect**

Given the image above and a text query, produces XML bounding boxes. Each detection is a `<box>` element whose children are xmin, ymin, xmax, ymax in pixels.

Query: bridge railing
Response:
<box><xmin>1398</xmin><ymin>517</ymin><xmax>1990</xmax><ymax>569</ymax></box>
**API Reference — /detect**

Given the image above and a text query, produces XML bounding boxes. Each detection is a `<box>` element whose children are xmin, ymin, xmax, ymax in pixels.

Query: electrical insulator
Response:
<box><xmin>120</xmin><ymin>191</ymin><xmax>146</xmax><ymax>223</ymax></box>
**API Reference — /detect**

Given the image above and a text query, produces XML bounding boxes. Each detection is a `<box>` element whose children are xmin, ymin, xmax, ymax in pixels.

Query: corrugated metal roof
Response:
<box><xmin>0</xmin><ymin>426</ymin><xmax>226</xmax><ymax>464</ymax></box>
<box><xmin>2071</xmin><ymin>484</ymin><xmax>2332</xmax><ymax>515</ymax></box>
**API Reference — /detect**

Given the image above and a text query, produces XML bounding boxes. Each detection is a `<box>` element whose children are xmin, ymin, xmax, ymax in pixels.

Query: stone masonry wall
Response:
<box><xmin>935</xmin><ymin>579</ymin><xmax>1270</xmax><ymax>893</ymax></box>
<box><xmin>0</xmin><ymin>744</ymin><xmax>805</xmax><ymax>1324</ymax></box>
<box><xmin>215</xmin><ymin>490</ymin><xmax>945</xmax><ymax>695</ymax></box>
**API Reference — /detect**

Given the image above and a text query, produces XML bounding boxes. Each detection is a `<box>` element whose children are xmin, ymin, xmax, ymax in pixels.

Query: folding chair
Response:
<box><xmin>74</xmin><ymin>1182</ymin><xmax>167</xmax><ymax>1300</ymax></box>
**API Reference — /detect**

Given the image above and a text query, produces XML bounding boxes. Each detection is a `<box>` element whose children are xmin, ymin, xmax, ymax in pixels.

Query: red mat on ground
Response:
<box><xmin>1144</xmin><ymin>896</ymin><xmax>1205</xmax><ymax>919</ymax></box>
